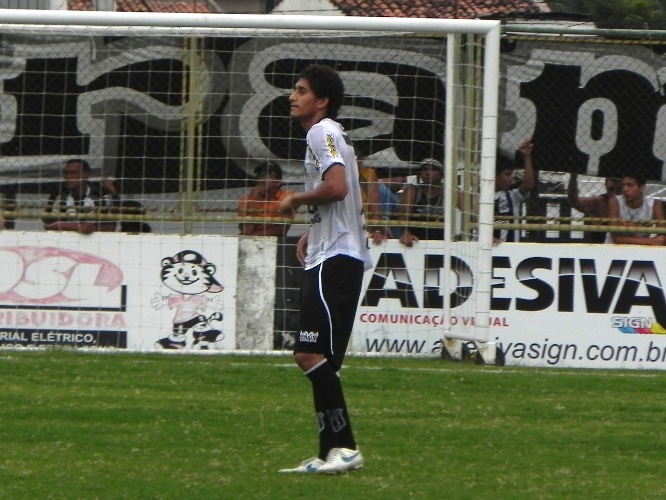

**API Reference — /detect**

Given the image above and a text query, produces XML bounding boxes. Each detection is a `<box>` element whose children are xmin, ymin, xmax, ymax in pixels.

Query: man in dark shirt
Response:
<box><xmin>43</xmin><ymin>158</ymin><xmax>118</xmax><ymax>234</ymax></box>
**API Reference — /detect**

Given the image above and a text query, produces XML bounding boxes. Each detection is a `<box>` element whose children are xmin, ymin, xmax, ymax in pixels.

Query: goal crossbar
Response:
<box><xmin>0</xmin><ymin>9</ymin><xmax>500</xmax><ymax>37</ymax></box>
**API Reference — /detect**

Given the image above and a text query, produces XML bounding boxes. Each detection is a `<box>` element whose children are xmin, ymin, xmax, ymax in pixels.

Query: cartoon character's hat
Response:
<box><xmin>172</xmin><ymin>250</ymin><xmax>224</xmax><ymax>293</ymax></box>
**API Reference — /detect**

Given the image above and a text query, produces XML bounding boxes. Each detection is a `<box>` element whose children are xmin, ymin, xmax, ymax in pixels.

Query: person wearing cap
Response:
<box><xmin>494</xmin><ymin>139</ymin><xmax>535</xmax><ymax>243</ymax></box>
<box><xmin>237</xmin><ymin>161</ymin><xmax>294</xmax><ymax>237</ymax></box>
<box><xmin>398</xmin><ymin>158</ymin><xmax>448</xmax><ymax>247</ymax></box>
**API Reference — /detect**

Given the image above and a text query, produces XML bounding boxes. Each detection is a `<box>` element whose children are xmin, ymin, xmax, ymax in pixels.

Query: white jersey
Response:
<box><xmin>302</xmin><ymin>118</ymin><xmax>372</xmax><ymax>271</ymax></box>
<box><xmin>605</xmin><ymin>195</ymin><xmax>655</xmax><ymax>242</ymax></box>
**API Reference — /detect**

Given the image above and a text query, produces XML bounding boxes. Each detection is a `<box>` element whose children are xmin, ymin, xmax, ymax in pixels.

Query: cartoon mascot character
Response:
<box><xmin>152</xmin><ymin>250</ymin><xmax>225</xmax><ymax>350</ymax></box>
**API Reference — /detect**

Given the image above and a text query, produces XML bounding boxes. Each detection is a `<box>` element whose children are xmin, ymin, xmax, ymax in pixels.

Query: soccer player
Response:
<box><xmin>277</xmin><ymin>64</ymin><xmax>372</xmax><ymax>474</ymax></box>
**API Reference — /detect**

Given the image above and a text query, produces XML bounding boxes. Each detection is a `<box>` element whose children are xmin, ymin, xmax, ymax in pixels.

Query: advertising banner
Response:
<box><xmin>4</xmin><ymin>35</ymin><xmax>666</xmax><ymax>188</ymax></box>
<box><xmin>0</xmin><ymin>231</ymin><xmax>238</xmax><ymax>351</ymax></box>
<box><xmin>3</xmin><ymin>231</ymin><xmax>665</xmax><ymax>371</ymax></box>
<box><xmin>354</xmin><ymin>240</ymin><xmax>666</xmax><ymax>370</ymax></box>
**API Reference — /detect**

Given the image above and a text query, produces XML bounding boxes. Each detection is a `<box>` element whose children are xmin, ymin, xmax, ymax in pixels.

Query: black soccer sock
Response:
<box><xmin>305</xmin><ymin>359</ymin><xmax>356</xmax><ymax>460</ymax></box>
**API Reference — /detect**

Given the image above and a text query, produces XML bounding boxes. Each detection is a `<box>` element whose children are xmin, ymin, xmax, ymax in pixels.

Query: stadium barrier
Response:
<box><xmin>1</xmin><ymin>231</ymin><xmax>664</xmax><ymax>371</ymax></box>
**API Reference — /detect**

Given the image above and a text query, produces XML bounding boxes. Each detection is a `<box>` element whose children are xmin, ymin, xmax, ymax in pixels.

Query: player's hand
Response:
<box><xmin>296</xmin><ymin>232</ymin><xmax>308</xmax><ymax>266</ymax></box>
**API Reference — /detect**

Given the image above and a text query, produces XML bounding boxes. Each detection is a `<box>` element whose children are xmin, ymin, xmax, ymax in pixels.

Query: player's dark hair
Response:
<box><xmin>299</xmin><ymin>64</ymin><xmax>345</xmax><ymax>119</ymax></box>
<box><xmin>254</xmin><ymin>161</ymin><xmax>283</xmax><ymax>180</ymax></box>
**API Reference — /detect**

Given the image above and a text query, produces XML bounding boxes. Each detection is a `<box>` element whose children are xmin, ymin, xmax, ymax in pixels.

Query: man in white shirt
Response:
<box><xmin>606</xmin><ymin>173</ymin><xmax>665</xmax><ymax>245</ymax></box>
<box><xmin>278</xmin><ymin>64</ymin><xmax>372</xmax><ymax>475</ymax></box>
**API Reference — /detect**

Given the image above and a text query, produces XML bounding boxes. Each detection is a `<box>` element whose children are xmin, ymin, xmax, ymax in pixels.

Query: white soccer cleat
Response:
<box><xmin>316</xmin><ymin>448</ymin><xmax>364</xmax><ymax>474</ymax></box>
<box><xmin>278</xmin><ymin>456</ymin><xmax>325</xmax><ymax>474</ymax></box>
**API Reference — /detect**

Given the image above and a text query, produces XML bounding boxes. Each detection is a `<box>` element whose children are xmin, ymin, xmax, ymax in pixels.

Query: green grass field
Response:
<box><xmin>0</xmin><ymin>350</ymin><xmax>664</xmax><ymax>499</ymax></box>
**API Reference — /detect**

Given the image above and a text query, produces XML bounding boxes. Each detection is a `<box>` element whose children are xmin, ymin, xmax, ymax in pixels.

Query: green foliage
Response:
<box><xmin>551</xmin><ymin>0</ymin><xmax>666</xmax><ymax>28</ymax></box>
<box><xmin>0</xmin><ymin>351</ymin><xmax>665</xmax><ymax>499</ymax></box>
<box><xmin>591</xmin><ymin>0</ymin><xmax>666</xmax><ymax>28</ymax></box>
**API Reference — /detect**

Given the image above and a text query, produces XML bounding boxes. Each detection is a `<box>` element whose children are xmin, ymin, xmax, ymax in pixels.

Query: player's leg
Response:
<box><xmin>314</xmin><ymin>255</ymin><xmax>365</xmax><ymax>473</ymax></box>
<box><xmin>279</xmin><ymin>256</ymin><xmax>364</xmax><ymax>474</ymax></box>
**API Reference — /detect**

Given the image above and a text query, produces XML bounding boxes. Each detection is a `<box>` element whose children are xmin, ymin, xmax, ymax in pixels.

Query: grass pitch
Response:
<box><xmin>0</xmin><ymin>350</ymin><xmax>664</xmax><ymax>499</ymax></box>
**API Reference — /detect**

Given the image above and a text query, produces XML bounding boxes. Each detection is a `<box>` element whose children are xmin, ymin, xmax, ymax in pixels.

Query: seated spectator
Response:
<box><xmin>606</xmin><ymin>173</ymin><xmax>665</xmax><ymax>245</ymax></box>
<box><xmin>238</xmin><ymin>161</ymin><xmax>294</xmax><ymax>237</ymax></box>
<box><xmin>494</xmin><ymin>139</ymin><xmax>535</xmax><ymax>243</ymax></box>
<box><xmin>43</xmin><ymin>158</ymin><xmax>118</xmax><ymax>234</ymax></box>
<box><xmin>567</xmin><ymin>172</ymin><xmax>622</xmax><ymax>244</ymax></box>
<box><xmin>399</xmin><ymin>158</ymin><xmax>449</xmax><ymax>247</ymax></box>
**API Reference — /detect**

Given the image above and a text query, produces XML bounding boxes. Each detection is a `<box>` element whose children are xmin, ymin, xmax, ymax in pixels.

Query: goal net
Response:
<box><xmin>0</xmin><ymin>10</ymin><xmax>499</xmax><ymax>357</ymax></box>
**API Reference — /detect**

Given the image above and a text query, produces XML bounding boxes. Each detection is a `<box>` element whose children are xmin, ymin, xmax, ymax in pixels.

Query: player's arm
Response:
<box><xmin>278</xmin><ymin>164</ymin><xmax>347</xmax><ymax>216</ymax></box>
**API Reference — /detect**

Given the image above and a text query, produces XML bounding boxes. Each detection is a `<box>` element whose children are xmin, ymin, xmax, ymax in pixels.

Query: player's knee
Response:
<box><xmin>293</xmin><ymin>352</ymin><xmax>324</xmax><ymax>371</ymax></box>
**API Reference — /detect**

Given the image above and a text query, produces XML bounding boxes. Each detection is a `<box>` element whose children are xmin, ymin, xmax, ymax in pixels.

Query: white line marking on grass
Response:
<box><xmin>1</xmin><ymin>348</ymin><xmax>662</xmax><ymax>378</ymax></box>
<box><xmin>226</xmin><ymin>361</ymin><xmax>663</xmax><ymax>378</ymax></box>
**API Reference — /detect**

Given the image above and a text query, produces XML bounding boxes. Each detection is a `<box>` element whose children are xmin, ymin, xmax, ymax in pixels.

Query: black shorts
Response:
<box><xmin>295</xmin><ymin>255</ymin><xmax>364</xmax><ymax>371</ymax></box>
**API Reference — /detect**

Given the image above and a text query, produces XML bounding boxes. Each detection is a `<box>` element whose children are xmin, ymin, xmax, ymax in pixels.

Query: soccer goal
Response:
<box><xmin>0</xmin><ymin>10</ymin><xmax>499</xmax><ymax>359</ymax></box>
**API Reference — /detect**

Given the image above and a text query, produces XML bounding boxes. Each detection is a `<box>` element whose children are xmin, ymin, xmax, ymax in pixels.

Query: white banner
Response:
<box><xmin>0</xmin><ymin>231</ymin><xmax>238</xmax><ymax>351</ymax></box>
<box><xmin>3</xmin><ymin>231</ymin><xmax>665</xmax><ymax>370</ymax></box>
<box><xmin>353</xmin><ymin>240</ymin><xmax>666</xmax><ymax>370</ymax></box>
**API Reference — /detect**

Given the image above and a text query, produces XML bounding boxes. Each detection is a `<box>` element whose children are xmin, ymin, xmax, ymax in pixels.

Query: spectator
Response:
<box><xmin>43</xmin><ymin>158</ymin><xmax>118</xmax><ymax>234</ymax></box>
<box><xmin>358</xmin><ymin>161</ymin><xmax>392</xmax><ymax>244</ymax></box>
<box><xmin>606</xmin><ymin>173</ymin><xmax>665</xmax><ymax>245</ymax></box>
<box><xmin>377</xmin><ymin>171</ymin><xmax>418</xmax><ymax>238</ymax></box>
<box><xmin>567</xmin><ymin>172</ymin><xmax>622</xmax><ymax>244</ymax></box>
<box><xmin>237</xmin><ymin>161</ymin><xmax>294</xmax><ymax>237</ymax></box>
<box><xmin>398</xmin><ymin>158</ymin><xmax>452</xmax><ymax>247</ymax></box>
<box><xmin>494</xmin><ymin>139</ymin><xmax>535</xmax><ymax>243</ymax></box>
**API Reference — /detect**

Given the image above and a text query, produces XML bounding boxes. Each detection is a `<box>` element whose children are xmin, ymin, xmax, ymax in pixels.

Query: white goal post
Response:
<box><xmin>0</xmin><ymin>10</ymin><xmax>499</xmax><ymax>358</ymax></box>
